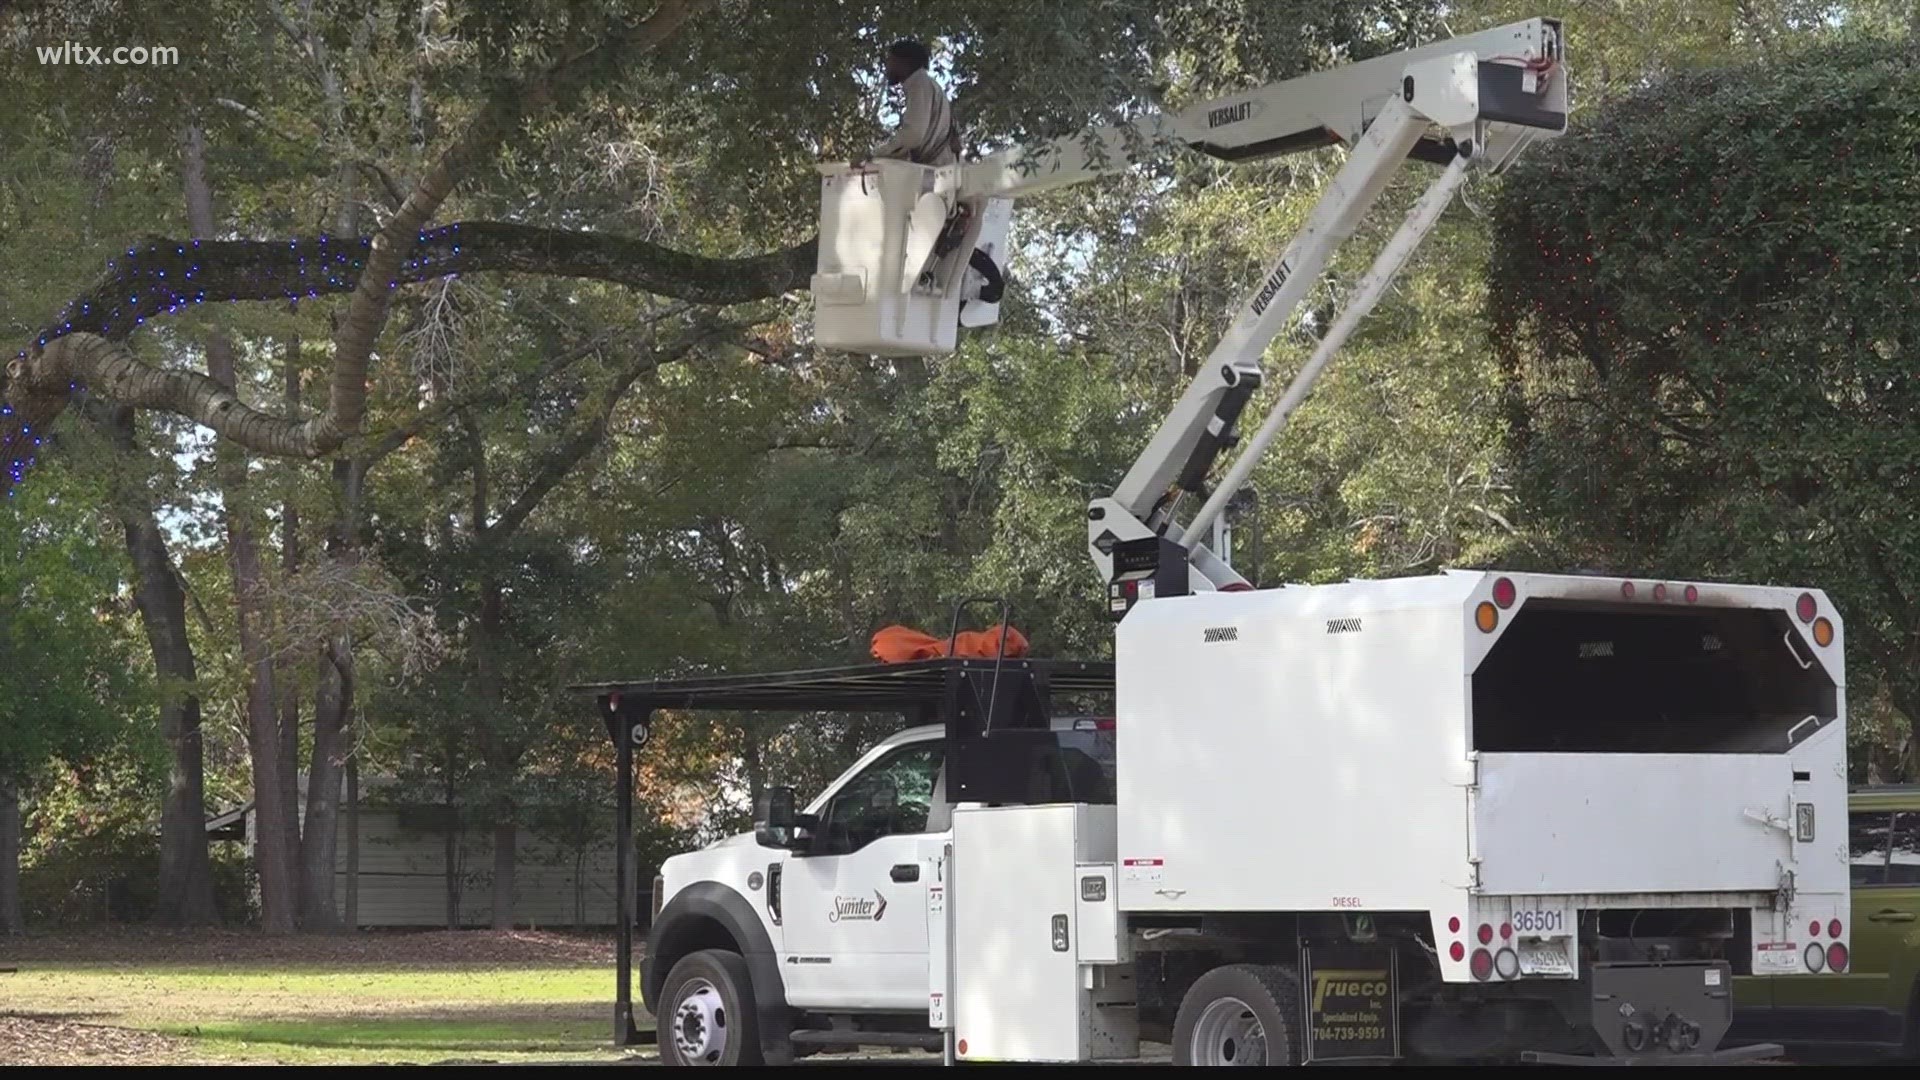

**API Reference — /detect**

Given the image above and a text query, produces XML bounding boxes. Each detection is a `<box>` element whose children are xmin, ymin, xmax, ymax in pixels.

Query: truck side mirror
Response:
<box><xmin>754</xmin><ymin>786</ymin><xmax>800</xmax><ymax>849</ymax></box>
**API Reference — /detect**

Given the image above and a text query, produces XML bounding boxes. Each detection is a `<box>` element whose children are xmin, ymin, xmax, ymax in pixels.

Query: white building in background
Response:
<box><xmin>205</xmin><ymin>772</ymin><xmax>624</xmax><ymax>928</ymax></box>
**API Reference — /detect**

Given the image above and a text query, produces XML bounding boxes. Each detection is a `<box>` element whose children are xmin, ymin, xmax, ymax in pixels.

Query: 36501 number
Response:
<box><xmin>1511</xmin><ymin>908</ymin><xmax>1566</xmax><ymax>934</ymax></box>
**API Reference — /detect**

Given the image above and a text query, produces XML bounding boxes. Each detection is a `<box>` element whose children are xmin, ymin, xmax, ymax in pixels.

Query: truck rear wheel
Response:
<box><xmin>659</xmin><ymin>949</ymin><xmax>765</xmax><ymax>1066</ymax></box>
<box><xmin>1173</xmin><ymin>964</ymin><xmax>1302</xmax><ymax>1066</ymax></box>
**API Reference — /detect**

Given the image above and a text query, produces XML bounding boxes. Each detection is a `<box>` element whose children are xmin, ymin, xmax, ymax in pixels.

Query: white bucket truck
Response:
<box><xmin>599</xmin><ymin>17</ymin><xmax>1854</xmax><ymax>1065</ymax></box>
<box><xmin>620</xmin><ymin>577</ymin><xmax>1847</xmax><ymax>1065</ymax></box>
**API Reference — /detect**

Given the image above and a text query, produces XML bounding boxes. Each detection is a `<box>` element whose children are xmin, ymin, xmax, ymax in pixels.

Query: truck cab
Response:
<box><xmin>643</xmin><ymin>712</ymin><xmax>1115</xmax><ymax>1064</ymax></box>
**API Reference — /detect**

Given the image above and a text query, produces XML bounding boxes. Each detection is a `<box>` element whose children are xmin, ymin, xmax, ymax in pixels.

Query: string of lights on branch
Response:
<box><xmin>1</xmin><ymin>213</ymin><xmax>779</xmax><ymax>498</ymax></box>
<box><xmin>3</xmin><ymin>224</ymin><xmax>472</xmax><ymax>496</ymax></box>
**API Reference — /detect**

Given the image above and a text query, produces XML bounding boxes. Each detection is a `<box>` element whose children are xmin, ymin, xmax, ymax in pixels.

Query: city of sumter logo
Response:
<box><xmin>830</xmin><ymin>891</ymin><xmax>888</xmax><ymax>923</ymax></box>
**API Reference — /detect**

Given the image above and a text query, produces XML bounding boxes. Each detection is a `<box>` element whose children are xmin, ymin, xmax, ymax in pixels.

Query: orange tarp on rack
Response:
<box><xmin>871</xmin><ymin>624</ymin><xmax>1030</xmax><ymax>664</ymax></box>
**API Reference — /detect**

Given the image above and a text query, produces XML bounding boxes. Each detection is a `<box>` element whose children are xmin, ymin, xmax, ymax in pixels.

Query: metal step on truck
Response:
<box><xmin>586</xmin><ymin>572</ymin><xmax>1849</xmax><ymax>1065</ymax></box>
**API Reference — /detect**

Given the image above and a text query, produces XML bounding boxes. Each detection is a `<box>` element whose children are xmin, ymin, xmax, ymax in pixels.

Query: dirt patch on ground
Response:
<box><xmin>0</xmin><ymin>1014</ymin><xmax>213</xmax><ymax>1066</ymax></box>
<box><xmin>0</xmin><ymin>927</ymin><xmax>618</xmax><ymax>967</ymax></box>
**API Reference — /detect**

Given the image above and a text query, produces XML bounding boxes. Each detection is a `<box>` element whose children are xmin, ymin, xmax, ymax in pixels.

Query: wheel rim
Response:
<box><xmin>672</xmin><ymin>977</ymin><xmax>730</xmax><ymax>1064</ymax></box>
<box><xmin>1190</xmin><ymin>996</ymin><xmax>1269</xmax><ymax>1066</ymax></box>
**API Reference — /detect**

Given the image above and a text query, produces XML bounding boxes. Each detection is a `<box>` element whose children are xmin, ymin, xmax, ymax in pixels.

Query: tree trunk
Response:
<box><xmin>296</xmin><ymin>48</ymin><xmax>359</xmax><ymax>931</ymax></box>
<box><xmin>344</xmin><ymin>754</ymin><xmax>360</xmax><ymax>928</ymax></box>
<box><xmin>444</xmin><ymin>823</ymin><xmax>461</xmax><ymax>930</ymax></box>
<box><xmin>574</xmin><ymin>848</ymin><xmax>587</xmax><ymax>929</ymax></box>
<box><xmin>278</xmin><ymin>336</ymin><xmax>308</xmax><ymax>921</ymax></box>
<box><xmin>1</xmin><ymin>773</ymin><xmax>23</xmax><ymax>934</ymax></box>
<box><xmin>443</xmin><ymin>749</ymin><xmax>461</xmax><ymax>929</ymax></box>
<box><xmin>1891</xmin><ymin>684</ymin><xmax>1920</xmax><ymax>783</ymax></box>
<box><xmin>295</xmin><ymin>457</ymin><xmax>366</xmax><ymax>930</ymax></box>
<box><xmin>742</xmin><ymin>723</ymin><xmax>765</xmax><ymax>810</ymax></box>
<box><xmin>302</xmin><ymin>458</ymin><xmax>363</xmax><ymax>932</ymax></box>
<box><xmin>491</xmin><ymin>819</ymin><xmax>516</xmax><ymax>930</ymax></box>
<box><xmin>231</xmin><ymin>463</ymin><xmax>296</xmax><ymax>932</ymax></box>
<box><xmin>482</xmin><ymin>573</ymin><xmax>512</xmax><ymax>936</ymax></box>
<box><xmin>300</xmin><ymin>632</ymin><xmax>350</xmax><ymax>928</ymax></box>
<box><xmin>185</xmin><ymin>125</ymin><xmax>297</xmax><ymax>932</ymax></box>
<box><xmin>116</xmin><ymin>423</ymin><xmax>217</xmax><ymax>927</ymax></box>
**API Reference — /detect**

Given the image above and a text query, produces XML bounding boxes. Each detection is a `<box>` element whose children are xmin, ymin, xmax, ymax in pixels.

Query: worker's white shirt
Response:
<box><xmin>869</xmin><ymin>67</ymin><xmax>956</xmax><ymax>166</ymax></box>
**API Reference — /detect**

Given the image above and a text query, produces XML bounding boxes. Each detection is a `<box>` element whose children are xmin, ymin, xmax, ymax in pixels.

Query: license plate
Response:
<box><xmin>1519</xmin><ymin>940</ymin><xmax>1575</xmax><ymax>977</ymax></box>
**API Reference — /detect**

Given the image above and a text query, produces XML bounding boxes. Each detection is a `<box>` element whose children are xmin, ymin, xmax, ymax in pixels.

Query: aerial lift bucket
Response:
<box><xmin>812</xmin><ymin>159</ymin><xmax>1012</xmax><ymax>356</ymax></box>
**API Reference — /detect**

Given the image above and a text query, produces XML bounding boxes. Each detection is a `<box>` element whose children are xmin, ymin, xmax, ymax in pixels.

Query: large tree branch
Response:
<box><xmin>29</xmin><ymin>221</ymin><xmax>813</xmax><ymax>348</ymax></box>
<box><xmin>2</xmin><ymin>221</ymin><xmax>810</xmax><ymax>460</ymax></box>
<box><xmin>2</xmin><ymin>0</ymin><xmax>749</xmax><ymax>484</ymax></box>
<box><xmin>10</xmin><ymin>333</ymin><xmax>337</xmax><ymax>458</ymax></box>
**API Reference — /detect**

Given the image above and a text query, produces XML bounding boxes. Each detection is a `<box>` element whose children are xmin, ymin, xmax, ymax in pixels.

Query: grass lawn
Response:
<box><xmin>3</xmin><ymin>945</ymin><xmax>656</xmax><ymax>1064</ymax></box>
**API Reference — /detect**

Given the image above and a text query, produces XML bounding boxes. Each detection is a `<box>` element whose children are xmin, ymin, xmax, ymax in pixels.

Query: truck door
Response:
<box><xmin>781</xmin><ymin>739</ymin><xmax>943</xmax><ymax>1011</ymax></box>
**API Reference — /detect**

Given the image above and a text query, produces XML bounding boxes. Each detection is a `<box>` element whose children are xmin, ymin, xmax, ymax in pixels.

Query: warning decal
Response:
<box><xmin>1121</xmin><ymin>858</ymin><xmax>1164</xmax><ymax>885</ymax></box>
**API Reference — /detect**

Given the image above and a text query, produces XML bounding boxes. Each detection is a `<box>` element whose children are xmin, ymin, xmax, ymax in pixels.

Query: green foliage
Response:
<box><xmin>0</xmin><ymin>462</ymin><xmax>145</xmax><ymax>779</ymax></box>
<box><xmin>19</xmin><ymin>733</ymin><xmax>252</xmax><ymax>926</ymax></box>
<box><xmin>1486</xmin><ymin>38</ymin><xmax>1920</xmax><ymax>763</ymax></box>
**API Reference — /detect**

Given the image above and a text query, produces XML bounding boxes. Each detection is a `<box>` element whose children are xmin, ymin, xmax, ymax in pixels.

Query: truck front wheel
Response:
<box><xmin>659</xmin><ymin>949</ymin><xmax>765</xmax><ymax>1066</ymax></box>
<box><xmin>1173</xmin><ymin>964</ymin><xmax>1303</xmax><ymax>1066</ymax></box>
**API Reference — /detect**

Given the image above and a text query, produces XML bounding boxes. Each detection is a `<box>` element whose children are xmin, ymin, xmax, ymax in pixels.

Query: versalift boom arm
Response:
<box><xmin>951</xmin><ymin>20</ymin><xmax>1569</xmax><ymax>614</ymax></box>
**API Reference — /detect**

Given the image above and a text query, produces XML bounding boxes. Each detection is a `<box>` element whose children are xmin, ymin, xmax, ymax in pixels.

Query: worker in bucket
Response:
<box><xmin>854</xmin><ymin>39</ymin><xmax>960</xmax><ymax>168</ymax></box>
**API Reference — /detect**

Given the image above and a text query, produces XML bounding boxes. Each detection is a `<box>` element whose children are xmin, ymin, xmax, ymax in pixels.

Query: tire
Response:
<box><xmin>658</xmin><ymin>949</ymin><xmax>765</xmax><ymax>1066</ymax></box>
<box><xmin>1172</xmin><ymin>963</ymin><xmax>1302</xmax><ymax>1066</ymax></box>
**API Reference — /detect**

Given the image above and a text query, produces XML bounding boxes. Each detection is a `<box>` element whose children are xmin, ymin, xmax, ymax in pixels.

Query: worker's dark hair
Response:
<box><xmin>886</xmin><ymin>39</ymin><xmax>932</xmax><ymax>70</ymax></box>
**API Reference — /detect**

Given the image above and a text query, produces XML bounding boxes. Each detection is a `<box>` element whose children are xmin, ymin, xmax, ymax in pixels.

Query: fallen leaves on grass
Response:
<box><xmin>0</xmin><ymin>1014</ymin><xmax>208</xmax><ymax>1066</ymax></box>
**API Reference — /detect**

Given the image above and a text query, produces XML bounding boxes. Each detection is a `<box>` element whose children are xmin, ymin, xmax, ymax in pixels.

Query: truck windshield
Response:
<box><xmin>1471</xmin><ymin>604</ymin><xmax>1839</xmax><ymax>754</ymax></box>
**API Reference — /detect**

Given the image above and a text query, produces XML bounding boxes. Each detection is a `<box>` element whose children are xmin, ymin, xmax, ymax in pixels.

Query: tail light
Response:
<box><xmin>1813</xmin><ymin>617</ymin><xmax>1834</xmax><ymax>647</ymax></box>
<box><xmin>1448</xmin><ymin>916</ymin><xmax>1462</xmax><ymax>933</ymax></box>
<box><xmin>1620</xmin><ymin>581</ymin><xmax>1637</xmax><ymax>600</ymax></box>
<box><xmin>1826</xmin><ymin>941</ymin><xmax>1848</xmax><ymax>973</ymax></box>
<box><xmin>1809</xmin><ymin>920</ymin><xmax>1822</xmax><ymax>937</ymax></box>
<box><xmin>1797</xmin><ymin>593</ymin><xmax>1817</xmax><ymax>622</ymax></box>
<box><xmin>1684</xmin><ymin>584</ymin><xmax>1699</xmax><ymax>603</ymax></box>
<box><xmin>1470</xmin><ymin>948</ymin><xmax>1494</xmax><ymax>981</ymax></box>
<box><xmin>1449</xmin><ymin>941</ymin><xmax>1466</xmax><ymax>962</ymax></box>
<box><xmin>1804</xmin><ymin>943</ymin><xmax>1826</xmax><ymax>972</ymax></box>
<box><xmin>1492</xmin><ymin>577</ymin><xmax>1517</xmax><ymax>608</ymax></box>
<box><xmin>1478</xmin><ymin>923</ymin><xmax>1495</xmax><ymax>945</ymax></box>
<box><xmin>1828</xmin><ymin>918</ymin><xmax>1843</xmax><ymax>939</ymax></box>
<box><xmin>1652</xmin><ymin>583</ymin><xmax>1668</xmax><ymax>602</ymax></box>
<box><xmin>1476</xmin><ymin>602</ymin><xmax>1499</xmax><ymax>633</ymax></box>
